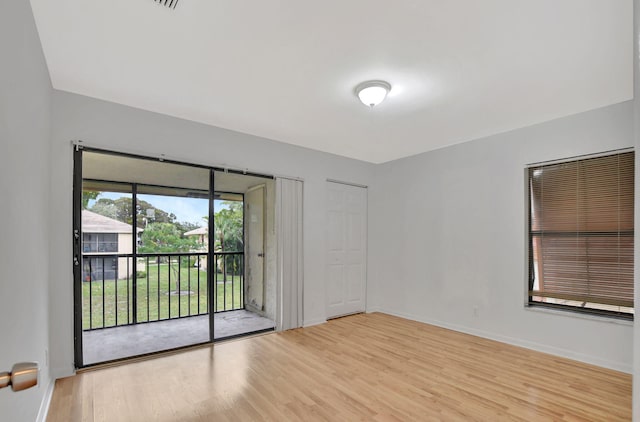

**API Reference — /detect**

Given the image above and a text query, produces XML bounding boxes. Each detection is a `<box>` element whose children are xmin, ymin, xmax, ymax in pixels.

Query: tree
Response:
<box><xmin>89</xmin><ymin>198</ymin><xmax>118</xmax><ymax>219</ymax></box>
<box><xmin>138</xmin><ymin>222</ymin><xmax>199</xmax><ymax>293</ymax></box>
<box><xmin>82</xmin><ymin>191</ymin><xmax>100</xmax><ymax>209</ymax></box>
<box><xmin>90</xmin><ymin>197</ymin><xmax>177</xmax><ymax>227</ymax></box>
<box><xmin>212</xmin><ymin>201</ymin><xmax>244</xmax><ymax>281</ymax></box>
<box><xmin>138</xmin><ymin>222</ymin><xmax>198</xmax><ymax>254</ymax></box>
<box><xmin>214</xmin><ymin>201</ymin><xmax>243</xmax><ymax>252</ymax></box>
<box><xmin>175</xmin><ymin>221</ymin><xmax>200</xmax><ymax>235</ymax></box>
<box><xmin>201</xmin><ymin>201</ymin><xmax>244</xmax><ymax>253</ymax></box>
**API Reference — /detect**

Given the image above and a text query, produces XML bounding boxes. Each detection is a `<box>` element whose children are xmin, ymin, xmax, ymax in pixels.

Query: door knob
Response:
<box><xmin>0</xmin><ymin>362</ymin><xmax>38</xmax><ymax>392</ymax></box>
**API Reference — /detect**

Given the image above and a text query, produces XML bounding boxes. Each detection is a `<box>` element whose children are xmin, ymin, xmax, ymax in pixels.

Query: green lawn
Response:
<box><xmin>82</xmin><ymin>261</ymin><xmax>243</xmax><ymax>330</ymax></box>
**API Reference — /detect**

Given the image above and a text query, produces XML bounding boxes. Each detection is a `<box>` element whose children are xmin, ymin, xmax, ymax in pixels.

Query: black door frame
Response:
<box><xmin>72</xmin><ymin>145</ymin><xmax>272</xmax><ymax>368</ymax></box>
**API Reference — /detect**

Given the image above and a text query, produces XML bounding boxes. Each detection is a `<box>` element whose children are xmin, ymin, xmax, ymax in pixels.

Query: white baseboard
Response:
<box><xmin>36</xmin><ymin>379</ymin><xmax>55</xmax><ymax>422</ymax></box>
<box><xmin>303</xmin><ymin>318</ymin><xmax>326</xmax><ymax>328</ymax></box>
<box><xmin>380</xmin><ymin>308</ymin><xmax>632</xmax><ymax>374</ymax></box>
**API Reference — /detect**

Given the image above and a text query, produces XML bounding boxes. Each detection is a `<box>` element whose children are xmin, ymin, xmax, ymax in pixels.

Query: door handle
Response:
<box><xmin>0</xmin><ymin>362</ymin><xmax>38</xmax><ymax>392</ymax></box>
<box><xmin>257</xmin><ymin>253</ymin><xmax>264</xmax><ymax>257</ymax></box>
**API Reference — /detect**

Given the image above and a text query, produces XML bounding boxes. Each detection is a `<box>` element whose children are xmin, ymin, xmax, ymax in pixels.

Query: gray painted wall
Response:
<box><xmin>3</xmin><ymin>2</ymin><xmax>637</xmax><ymax>418</ymax></box>
<box><xmin>0</xmin><ymin>1</ymin><xmax>52</xmax><ymax>421</ymax></box>
<box><xmin>369</xmin><ymin>101</ymin><xmax>635</xmax><ymax>372</ymax></box>
<box><xmin>633</xmin><ymin>0</ymin><xmax>639</xmax><ymax>419</ymax></box>
<box><xmin>48</xmin><ymin>90</ymin><xmax>375</xmax><ymax>378</ymax></box>
<box><xmin>48</xmin><ymin>91</ymin><xmax>638</xmax><ymax>412</ymax></box>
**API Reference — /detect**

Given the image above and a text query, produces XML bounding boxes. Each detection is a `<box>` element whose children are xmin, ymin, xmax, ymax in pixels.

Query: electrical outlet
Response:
<box><xmin>473</xmin><ymin>306</ymin><xmax>479</xmax><ymax>317</ymax></box>
<box><xmin>45</xmin><ymin>349</ymin><xmax>49</xmax><ymax>367</ymax></box>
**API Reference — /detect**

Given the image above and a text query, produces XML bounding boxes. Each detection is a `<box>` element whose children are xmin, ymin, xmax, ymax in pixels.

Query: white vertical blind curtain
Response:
<box><xmin>276</xmin><ymin>177</ymin><xmax>304</xmax><ymax>330</ymax></box>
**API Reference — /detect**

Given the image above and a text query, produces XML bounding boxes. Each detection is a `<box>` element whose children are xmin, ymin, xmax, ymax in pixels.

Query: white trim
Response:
<box><xmin>380</xmin><ymin>308</ymin><xmax>633</xmax><ymax>374</ymax></box>
<box><xmin>36</xmin><ymin>380</ymin><xmax>55</xmax><ymax>422</ymax></box>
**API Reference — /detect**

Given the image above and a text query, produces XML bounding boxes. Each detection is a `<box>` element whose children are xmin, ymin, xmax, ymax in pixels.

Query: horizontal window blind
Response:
<box><xmin>528</xmin><ymin>151</ymin><xmax>634</xmax><ymax>315</ymax></box>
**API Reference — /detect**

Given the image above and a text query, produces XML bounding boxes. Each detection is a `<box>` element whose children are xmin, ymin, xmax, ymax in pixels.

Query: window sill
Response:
<box><xmin>524</xmin><ymin>305</ymin><xmax>634</xmax><ymax>326</ymax></box>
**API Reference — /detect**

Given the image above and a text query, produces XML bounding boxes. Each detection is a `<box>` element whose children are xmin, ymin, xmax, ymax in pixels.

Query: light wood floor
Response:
<box><xmin>47</xmin><ymin>313</ymin><xmax>631</xmax><ymax>421</ymax></box>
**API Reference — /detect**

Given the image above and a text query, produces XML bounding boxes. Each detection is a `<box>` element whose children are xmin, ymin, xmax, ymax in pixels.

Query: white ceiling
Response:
<box><xmin>31</xmin><ymin>0</ymin><xmax>633</xmax><ymax>163</ymax></box>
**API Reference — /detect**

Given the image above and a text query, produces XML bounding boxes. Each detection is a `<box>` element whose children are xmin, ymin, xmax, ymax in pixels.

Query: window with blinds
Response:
<box><xmin>528</xmin><ymin>150</ymin><xmax>634</xmax><ymax>319</ymax></box>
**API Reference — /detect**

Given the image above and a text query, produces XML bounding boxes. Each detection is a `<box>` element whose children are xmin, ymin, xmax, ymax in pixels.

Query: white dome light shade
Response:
<box><xmin>355</xmin><ymin>80</ymin><xmax>391</xmax><ymax>107</ymax></box>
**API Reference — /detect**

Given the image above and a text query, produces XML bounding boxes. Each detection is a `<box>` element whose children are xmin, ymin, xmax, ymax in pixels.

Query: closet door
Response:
<box><xmin>326</xmin><ymin>181</ymin><xmax>367</xmax><ymax>319</ymax></box>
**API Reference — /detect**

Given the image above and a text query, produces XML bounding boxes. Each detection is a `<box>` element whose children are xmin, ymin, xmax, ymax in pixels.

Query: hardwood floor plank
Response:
<box><xmin>47</xmin><ymin>313</ymin><xmax>631</xmax><ymax>421</ymax></box>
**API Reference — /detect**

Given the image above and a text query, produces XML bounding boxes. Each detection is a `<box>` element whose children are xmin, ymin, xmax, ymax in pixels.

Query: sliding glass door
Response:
<box><xmin>73</xmin><ymin>147</ymin><xmax>279</xmax><ymax>367</ymax></box>
<box><xmin>74</xmin><ymin>149</ymin><xmax>213</xmax><ymax>366</ymax></box>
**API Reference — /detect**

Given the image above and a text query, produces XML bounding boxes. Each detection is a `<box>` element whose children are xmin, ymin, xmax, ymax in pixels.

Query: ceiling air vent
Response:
<box><xmin>154</xmin><ymin>0</ymin><xmax>179</xmax><ymax>9</ymax></box>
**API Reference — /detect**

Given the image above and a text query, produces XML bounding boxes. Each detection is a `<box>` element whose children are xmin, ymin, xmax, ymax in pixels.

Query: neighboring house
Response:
<box><xmin>82</xmin><ymin>210</ymin><xmax>141</xmax><ymax>281</ymax></box>
<box><xmin>184</xmin><ymin>226</ymin><xmax>208</xmax><ymax>247</ymax></box>
<box><xmin>184</xmin><ymin>227</ymin><xmax>208</xmax><ymax>270</ymax></box>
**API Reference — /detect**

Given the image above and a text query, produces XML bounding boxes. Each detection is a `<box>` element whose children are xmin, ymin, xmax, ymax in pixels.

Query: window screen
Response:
<box><xmin>528</xmin><ymin>150</ymin><xmax>634</xmax><ymax>318</ymax></box>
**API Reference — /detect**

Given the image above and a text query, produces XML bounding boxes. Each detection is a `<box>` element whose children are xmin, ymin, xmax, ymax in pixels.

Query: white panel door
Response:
<box><xmin>326</xmin><ymin>181</ymin><xmax>367</xmax><ymax>319</ymax></box>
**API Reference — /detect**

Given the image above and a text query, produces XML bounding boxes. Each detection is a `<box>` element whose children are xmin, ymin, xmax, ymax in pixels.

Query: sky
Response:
<box><xmin>88</xmin><ymin>192</ymin><xmax>229</xmax><ymax>225</ymax></box>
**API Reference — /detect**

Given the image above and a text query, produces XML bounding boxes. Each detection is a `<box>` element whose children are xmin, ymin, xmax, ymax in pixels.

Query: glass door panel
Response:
<box><xmin>78</xmin><ymin>151</ymin><xmax>211</xmax><ymax>366</ymax></box>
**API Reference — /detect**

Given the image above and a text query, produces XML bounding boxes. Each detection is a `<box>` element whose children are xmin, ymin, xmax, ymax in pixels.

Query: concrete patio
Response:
<box><xmin>82</xmin><ymin>309</ymin><xmax>275</xmax><ymax>365</ymax></box>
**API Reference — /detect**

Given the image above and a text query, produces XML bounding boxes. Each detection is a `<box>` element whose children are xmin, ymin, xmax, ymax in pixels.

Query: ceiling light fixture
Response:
<box><xmin>355</xmin><ymin>80</ymin><xmax>391</xmax><ymax>108</ymax></box>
